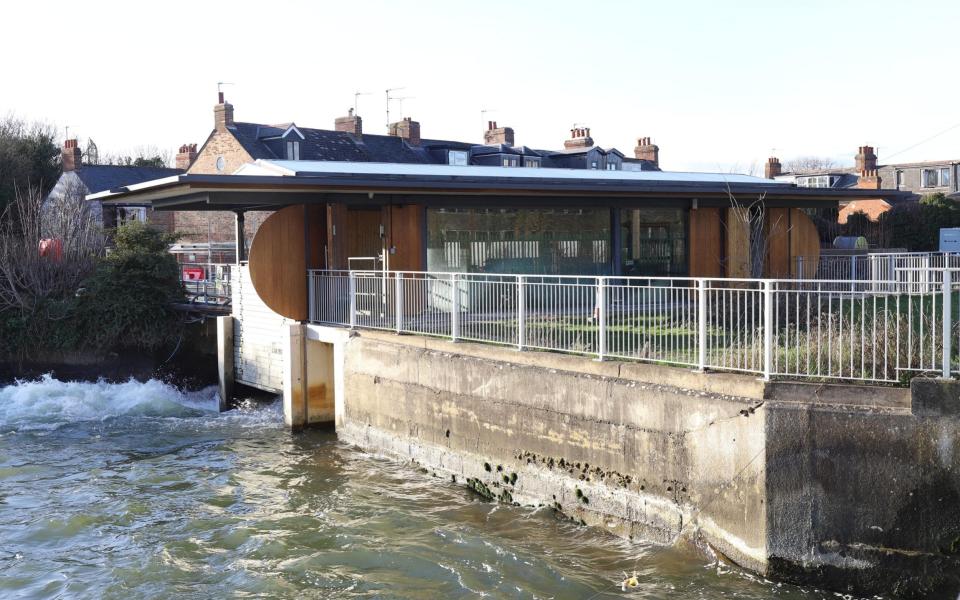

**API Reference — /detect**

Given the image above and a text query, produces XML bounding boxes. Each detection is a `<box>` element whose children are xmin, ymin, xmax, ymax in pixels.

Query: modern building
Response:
<box><xmin>170</xmin><ymin>96</ymin><xmax>663</xmax><ymax>251</ymax></box>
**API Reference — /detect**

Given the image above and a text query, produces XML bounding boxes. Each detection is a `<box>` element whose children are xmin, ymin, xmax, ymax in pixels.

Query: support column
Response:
<box><xmin>283</xmin><ymin>323</ymin><xmax>308</xmax><ymax>430</ymax></box>
<box><xmin>216</xmin><ymin>315</ymin><xmax>234</xmax><ymax>412</ymax></box>
<box><xmin>234</xmin><ymin>210</ymin><xmax>247</xmax><ymax>263</ymax></box>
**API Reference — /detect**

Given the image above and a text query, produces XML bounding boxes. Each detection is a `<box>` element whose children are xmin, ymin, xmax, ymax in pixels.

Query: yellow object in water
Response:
<box><xmin>621</xmin><ymin>572</ymin><xmax>640</xmax><ymax>591</ymax></box>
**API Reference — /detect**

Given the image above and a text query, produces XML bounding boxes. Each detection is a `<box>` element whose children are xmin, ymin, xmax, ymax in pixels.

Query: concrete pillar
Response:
<box><xmin>283</xmin><ymin>323</ymin><xmax>308</xmax><ymax>430</ymax></box>
<box><xmin>216</xmin><ymin>316</ymin><xmax>234</xmax><ymax>412</ymax></box>
<box><xmin>283</xmin><ymin>323</ymin><xmax>338</xmax><ymax>431</ymax></box>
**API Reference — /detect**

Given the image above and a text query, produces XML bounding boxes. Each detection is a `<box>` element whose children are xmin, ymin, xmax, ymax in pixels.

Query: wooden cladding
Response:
<box><xmin>248</xmin><ymin>205</ymin><xmax>311</xmax><ymax>320</ymax></box>
<box><xmin>688</xmin><ymin>207</ymin><xmax>723</xmax><ymax>278</ymax></box>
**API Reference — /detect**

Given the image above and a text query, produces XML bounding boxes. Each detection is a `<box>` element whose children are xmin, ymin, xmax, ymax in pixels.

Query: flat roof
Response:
<box><xmin>87</xmin><ymin>160</ymin><xmax>908</xmax><ymax>211</ymax></box>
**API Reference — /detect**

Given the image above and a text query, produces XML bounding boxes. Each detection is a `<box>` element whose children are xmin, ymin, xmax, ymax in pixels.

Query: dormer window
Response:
<box><xmin>448</xmin><ymin>150</ymin><xmax>468</xmax><ymax>166</ymax></box>
<box><xmin>286</xmin><ymin>141</ymin><xmax>300</xmax><ymax>160</ymax></box>
<box><xmin>524</xmin><ymin>158</ymin><xmax>540</xmax><ymax>168</ymax></box>
<box><xmin>502</xmin><ymin>157</ymin><xmax>519</xmax><ymax>167</ymax></box>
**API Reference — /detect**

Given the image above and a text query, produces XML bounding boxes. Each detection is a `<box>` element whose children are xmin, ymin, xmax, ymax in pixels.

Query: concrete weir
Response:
<box><xmin>279</xmin><ymin>323</ymin><xmax>960</xmax><ymax>598</ymax></box>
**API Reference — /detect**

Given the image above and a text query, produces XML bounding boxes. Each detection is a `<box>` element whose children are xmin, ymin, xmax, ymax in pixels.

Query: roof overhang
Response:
<box><xmin>86</xmin><ymin>168</ymin><xmax>910</xmax><ymax>212</ymax></box>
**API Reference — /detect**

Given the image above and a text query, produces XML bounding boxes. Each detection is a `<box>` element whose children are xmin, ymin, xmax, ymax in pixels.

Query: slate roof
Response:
<box><xmin>216</xmin><ymin>121</ymin><xmax>661</xmax><ymax>171</ymax></box>
<box><xmin>74</xmin><ymin>165</ymin><xmax>183</xmax><ymax>194</ymax></box>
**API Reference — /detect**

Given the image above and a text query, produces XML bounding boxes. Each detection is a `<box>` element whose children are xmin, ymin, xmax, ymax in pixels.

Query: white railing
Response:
<box><xmin>308</xmin><ymin>269</ymin><xmax>960</xmax><ymax>384</ymax></box>
<box><xmin>180</xmin><ymin>262</ymin><xmax>232</xmax><ymax>305</ymax></box>
<box><xmin>796</xmin><ymin>252</ymin><xmax>960</xmax><ymax>290</ymax></box>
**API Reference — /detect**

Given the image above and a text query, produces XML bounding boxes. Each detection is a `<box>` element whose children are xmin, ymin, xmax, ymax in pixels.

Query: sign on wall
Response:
<box><xmin>940</xmin><ymin>228</ymin><xmax>960</xmax><ymax>253</ymax></box>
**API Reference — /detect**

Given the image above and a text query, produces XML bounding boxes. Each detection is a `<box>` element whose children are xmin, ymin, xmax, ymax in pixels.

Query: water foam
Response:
<box><xmin>0</xmin><ymin>375</ymin><xmax>219</xmax><ymax>430</ymax></box>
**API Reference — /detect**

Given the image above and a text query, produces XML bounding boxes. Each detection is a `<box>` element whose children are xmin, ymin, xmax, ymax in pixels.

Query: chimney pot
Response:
<box><xmin>335</xmin><ymin>110</ymin><xmax>363</xmax><ymax>136</ymax></box>
<box><xmin>388</xmin><ymin>117</ymin><xmax>421</xmax><ymax>145</ymax></box>
<box><xmin>214</xmin><ymin>96</ymin><xmax>234</xmax><ymax>130</ymax></box>
<box><xmin>484</xmin><ymin>123</ymin><xmax>515</xmax><ymax>147</ymax></box>
<box><xmin>176</xmin><ymin>142</ymin><xmax>199</xmax><ymax>170</ymax></box>
<box><xmin>62</xmin><ymin>138</ymin><xmax>82</xmax><ymax>172</ymax></box>
<box><xmin>634</xmin><ymin>136</ymin><xmax>660</xmax><ymax>167</ymax></box>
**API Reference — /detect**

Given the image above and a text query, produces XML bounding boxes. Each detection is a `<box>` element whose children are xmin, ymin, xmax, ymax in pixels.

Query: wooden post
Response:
<box><xmin>216</xmin><ymin>315</ymin><xmax>234</xmax><ymax>412</ymax></box>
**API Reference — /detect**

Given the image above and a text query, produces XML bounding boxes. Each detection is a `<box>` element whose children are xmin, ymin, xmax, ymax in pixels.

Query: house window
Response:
<box><xmin>922</xmin><ymin>169</ymin><xmax>939</xmax><ymax>188</ymax></box>
<box><xmin>798</xmin><ymin>175</ymin><xmax>832</xmax><ymax>188</ymax></box>
<box><xmin>286</xmin><ymin>141</ymin><xmax>300</xmax><ymax>160</ymax></box>
<box><xmin>940</xmin><ymin>167</ymin><xmax>951</xmax><ymax>187</ymax></box>
<box><xmin>620</xmin><ymin>208</ymin><xmax>687</xmax><ymax>277</ymax></box>
<box><xmin>502</xmin><ymin>157</ymin><xmax>518</xmax><ymax>167</ymax></box>
<box><xmin>524</xmin><ymin>158</ymin><xmax>540</xmax><ymax>168</ymax></box>
<box><xmin>590</xmin><ymin>161</ymin><xmax>598</xmax><ymax>169</ymax></box>
<box><xmin>606</xmin><ymin>162</ymin><xmax>618</xmax><ymax>170</ymax></box>
<box><xmin>448</xmin><ymin>150</ymin><xmax>468</xmax><ymax>166</ymax></box>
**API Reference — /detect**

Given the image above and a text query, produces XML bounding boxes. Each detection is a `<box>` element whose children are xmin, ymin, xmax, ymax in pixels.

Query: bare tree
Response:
<box><xmin>726</xmin><ymin>191</ymin><xmax>788</xmax><ymax>278</ymax></box>
<box><xmin>100</xmin><ymin>144</ymin><xmax>172</xmax><ymax>168</ymax></box>
<box><xmin>783</xmin><ymin>156</ymin><xmax>838</xmax><ymax>174</ymax></box>
<box><xmin>0</xmin><ymin>182</ymin><xmax>105</xmax><ymax>315</ymax></box>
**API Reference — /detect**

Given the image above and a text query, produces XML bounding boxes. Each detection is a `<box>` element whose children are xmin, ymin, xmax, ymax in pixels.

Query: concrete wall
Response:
<box><xmin>323</xmin><ymin>328</ymin><xmax>960</xmax><ymax>598</ymax></box>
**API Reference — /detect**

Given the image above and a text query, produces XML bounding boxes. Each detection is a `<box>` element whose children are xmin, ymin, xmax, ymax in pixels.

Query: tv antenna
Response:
<box><xmin>386</xmin><ymin>87</ymin><xmax>405</xmax><ymax>128</ymax></box>
<box><xmin>353</xmin><ymin>91</ymin><xmax>372</xmax><ymax>115</ymax></box>
<box><xmin>394</xmin><ymin>96</ymin><xmax>415</xmax><ymax>120</ymax></box>
<box><xmin>480</xmin><ymin>108</ymin><xmax>498</xmax><ymax>135</ymax></box>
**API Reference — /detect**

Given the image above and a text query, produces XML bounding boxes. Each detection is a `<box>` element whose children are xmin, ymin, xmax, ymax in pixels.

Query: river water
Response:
<box><xmin>0</xmin><ymin>377</ymin><xmax>853</xmax><ymax>599</ymax></box>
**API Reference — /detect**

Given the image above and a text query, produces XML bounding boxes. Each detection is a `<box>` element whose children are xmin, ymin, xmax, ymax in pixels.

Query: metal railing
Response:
<box><xmin>308</xmin><ymin>269</ymin><xmax>960</xmax><ymax>384</ymax></box>
<box><xmin>795</xmin><ymin>252</ymin><xmax>960</xmax><ymax>289</ymax></box>
<box><xmin>180</xmin><ymin>262</ymin><xmax>232</xmax><ymax>305</ymax></box>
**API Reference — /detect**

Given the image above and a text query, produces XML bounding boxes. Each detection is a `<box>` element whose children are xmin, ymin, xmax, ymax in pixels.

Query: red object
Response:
<box><xmin>38</xmin><ymin>239</ymin><xmax>63</xmax><ymax>262</ymax></box>
<box><xmin>182</xmin><ymin>267</ymin><xmax>205</xmax><ymax>281</ymax></box>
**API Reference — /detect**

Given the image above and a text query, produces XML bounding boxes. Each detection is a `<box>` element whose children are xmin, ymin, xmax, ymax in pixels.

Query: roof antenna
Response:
<box><xmin>394</xmin><ymin>96</ymin><xmax>415</xmax><ymax>120</ymax></box>
<box><xmin>217</xmin><ymin>81</ymin><xmax>234</xmax><ymax>103</ymax></box>
<box><xmin>354</xmin><ymin>91</ymin><xmax>372</xmax><ymax>116</ymax></box>
<box><xmin>386</xmin><ymin>87</ymin><xmax>405</xmax><ymax>129</ymax></box>
<box><xmin>481</xmin><ymin>108</ymin><xmax>497</xmax><ymax>135</ymax></box>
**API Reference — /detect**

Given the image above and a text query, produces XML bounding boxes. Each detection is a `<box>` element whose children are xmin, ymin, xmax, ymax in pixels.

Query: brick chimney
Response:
<box><xmin>335</xmin><ymin>108</ymin><xmax>363</xmax><ymax>136</ymax></box>
<box><xmin>214</xmin><ymin>91</ymin><xmax>234</xmax><ymax>131</ymax></box>
<box><xmin>388</xmin><ymin>117</ymin><xmax>421</xmax><ymax>145</ymax></box>
<box><xmin>634</xmin><ymin>137</ymin><xmax>659</xmax><ymax>167</ymax></box>
<box><xmin>764</xmin><ymin>156</ymin><xmax>782</xmax><ymax>179</ymax></box>
<box><xmin>175</xmin><ymin>143</ymin><xmax>198</xmax><ymax>170</ymax></box>
<box><xmin>854</xmin><ymin>145</ymin><xmax>881</xmax><ymax>189</ymax></box>
<box><xmin>855</xmin><ymin>145</ymin><xmax>878</xmax><ymax>175</ymax></box>
<box><xmin>484</xmin><ymin>121</ymin><xmax>514</xmax><ymax>147</ymax></box>
<box><xmin>564</xmin><ymin>126</ymin><xmax>594</xmax><ymax>150</ymax></box>
<box><xmin>62</xmin><ymin>139</ymin><xmax>82</xmax><ymax>172</ymax></box>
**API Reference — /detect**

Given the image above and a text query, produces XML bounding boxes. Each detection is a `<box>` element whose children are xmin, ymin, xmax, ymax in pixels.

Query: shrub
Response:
<box><xmin>75</xmin><ymin>222</ymin><xmax>184</xmax><ymax>351</ymax></box>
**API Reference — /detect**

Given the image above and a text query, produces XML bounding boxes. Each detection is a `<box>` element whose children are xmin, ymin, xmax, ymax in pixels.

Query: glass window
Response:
<box><xmin>426</xmin><ymin>208</ymin><xmax>611</xmax><ymax>275</ymax></box>
<box><xmin>448</xmin><ymin>150</ymin><xmax>468</xmax><ymax>166</ymax></box>
<box><xmin>922</xmin><ymin>169</ymin><xmax>938</xmax><ymax>187</ymax></box>
<box><xmin>940</xmin><ymin>167</ymin><xmax>951</xmax><ymax>187</ymax></box>
<box><xmin>620</xmin><ymin>208</ymin><xmax>687</xmax><ymax>277</ymax></box>
<box><xmin>286</xmin><ymin>141</ymin><xmax>300</xmax><ymax>160</ymax></box>
<box><xmin>524</xmin><ymin>159</ymin><xmax>540</xmax><ymax>168</ymax></box>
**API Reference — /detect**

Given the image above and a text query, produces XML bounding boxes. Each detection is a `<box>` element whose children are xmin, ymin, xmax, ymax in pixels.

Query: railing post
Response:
<box><xmin>763</xmin><ymin>279</ymin><xmax>774</xmax><ymax>380</ymax></box>
<box><xmin>698</xmin><ymin>279</ymin><xmax>707</xmax><ymax>371</ymax></box>
<box><xmin>850</xmin><ymin>255</ymin><xmax>857</xmax><ymax>292</ymax></box>
<box><xmin>596</xmin><ymin>277</ymin><xmax>607</xmax><ymax>360</ymax></box>
<box><xmin>348</xmin><ymin>271</ymin><xmax>357</xmax><ymax>329</ymax></box>
<box><xmin>516</xmin><ymin>275</ymin><xmax>526</xmax><ymax>351</ymax></box>
<box><xmin>943</xmin><ymin>269</ymin><xmax>953</xmax><ymax>379</ymax></box>
<box><xmin>308</xmin><ymin>270</ymin><xmax>315</xmax><ymax>323</ymax></box>
<box><xmin>450</xmin><ymin>273</ymin><xmax>460</xmax><ymax>342</ymax></box>
<box><xmin>395</xmin><ymin>273</ymin><xmax>404</xmax><ymax>334</ymax></box>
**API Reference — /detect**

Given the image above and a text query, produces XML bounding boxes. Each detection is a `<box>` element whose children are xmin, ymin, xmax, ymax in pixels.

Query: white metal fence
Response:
<box><xmin>308</xmin><ymin>269</ymin><xmax>960</xmax><ymax>384</ymax></box>
<box><xmin>796</xmin><ymin>252</ymin><xmax>960</xmax><ymax>290</ymax></box>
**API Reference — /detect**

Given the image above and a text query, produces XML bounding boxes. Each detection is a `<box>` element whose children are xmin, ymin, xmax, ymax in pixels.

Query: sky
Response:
<box><xmin>2</xmin><ymin>0</ymin><xmax>959</xmax><ymax>173</ymax></box>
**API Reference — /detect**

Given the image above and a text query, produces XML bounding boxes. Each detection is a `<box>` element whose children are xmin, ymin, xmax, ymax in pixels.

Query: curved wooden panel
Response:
<box><xmin>789</xmin><ymin>209</ymin><xmax>820</xmax><ymax>278</ymax></box>
<box><xmin>249</xmin><ymin>205</ymin><xmax>307</xmax><ymax>320</ymax></box>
